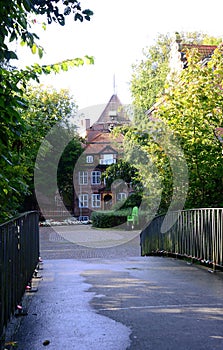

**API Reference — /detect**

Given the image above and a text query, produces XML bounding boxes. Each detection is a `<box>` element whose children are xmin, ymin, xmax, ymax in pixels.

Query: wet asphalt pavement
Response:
<box><xmin>5</xmin><ymin>225</ymin><xmax>223</xmax><ymax>350</ymax></box>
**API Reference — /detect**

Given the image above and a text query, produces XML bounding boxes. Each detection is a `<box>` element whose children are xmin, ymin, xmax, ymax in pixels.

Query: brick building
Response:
<box><xmin>73</xmin><ymin>94</ymin><xmax>131</xmax><ymax>221</ymax></box>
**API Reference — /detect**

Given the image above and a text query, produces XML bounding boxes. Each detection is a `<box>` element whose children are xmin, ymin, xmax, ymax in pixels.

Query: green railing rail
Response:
<box><xmin>0</xmin><ymin>211</ymin><xmax>39</xmax><ymax>341</ymax></box>
<box><xmin>140</xmin><ymin>208</ymin><xmax>223</xmax><ymax>269</ymax></box>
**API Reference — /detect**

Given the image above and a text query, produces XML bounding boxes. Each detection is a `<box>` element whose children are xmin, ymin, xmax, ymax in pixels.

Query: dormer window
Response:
<box><xmin>109</xmin><ymin>110</ymin><xmax>117</xmax><ymax>119</ymax></box>
<box><xmin>99</xmin><ymin>154</ymin><xmax>116</xmax><ymax>165</ymax></box>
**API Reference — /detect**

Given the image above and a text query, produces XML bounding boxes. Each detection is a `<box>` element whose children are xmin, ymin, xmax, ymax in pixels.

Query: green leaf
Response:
<box><xmin>57</xmin><ymin>15</ymin><xmax>65</xmax><ymax>26</ymax></box>
<box><xmin>42</xmin><ymin>22</ymin><xmax>47</xmax><ymax>31</ymax></box>
<box><xmin>15</xmin><ymin>99</ymin><xmax>28</xmax><ymax>108</ymax></box>
<box><xmin>85</xmin><ymin>55</ymin><xmax>94</xmax><ymax>65</ymax></box>
<box><xmin>61</xmin><ymin>62</ymin><xmax>68</xmax><ymax>71</ymax></box>
<box><xmin>74</xmin><ymin>13</ymin><xmax>83</xmax><ymax>22</ymax></box>
<box><xmin>20</xmin><ymin>40</ymin><xmax>26</xmax><ymax>47</ymax></box>
<box><xmin>42</xmin><ymin>65</ymin><xmax>52</xmax><ymax>74</ymax></box>
<box><xmin>64</xmin><ymin>6</ymin><xmax>71</xmax><ymax>16</ymax></box>
<box><xmin>38</xmin><ymin>47</ymin><xmax>44</xmax><ymax>59</ymax></box>
<box><xmin>82</xmin><ymin>9</ymin><xmax>94</xmax><ymax>16</ymax></box>
<box><xmin>53</xmin><ymin>64</ymin><xmax>60</xmax><ymax>73</ymax></box>
<box><xmin>23</xmin><ymin>0</ymin><xmax>32</xmax><ymax>11</ymax></box>
<box><xmin>75</xmin><ymin>58</ymin><xmax>84</xmax><ymax>66</ymax></box>
<box><xmin>5</xmin><ymin>50</ymin><xmax>18</xmax><ymax>60</ymax></box>
<box><xmin>31</xmin><ymin>44</ymin><xmax>37</xmax><ymax>54</ymax></box>
<box><xmin>1</xmin><ymin>155</ymin><xmax>13</xmax><ymax>165</ymax></box>
<box><xmin>9</xmin><ymin>31</ymin><xmax>17</xmax><ymax>42</ymax></box>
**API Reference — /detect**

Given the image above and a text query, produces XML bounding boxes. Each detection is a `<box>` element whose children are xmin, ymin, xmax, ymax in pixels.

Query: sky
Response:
<box><xmin>17</xmin><ymin>0</ymin><xmax>223</xmax><ymax>111</ymax></box>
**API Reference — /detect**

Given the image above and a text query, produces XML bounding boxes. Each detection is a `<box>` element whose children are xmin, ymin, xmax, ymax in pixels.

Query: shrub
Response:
<box><xmin>91</xmin><ymin>209</ymin><xmax>131</xmax><ymax>228</ymax></box>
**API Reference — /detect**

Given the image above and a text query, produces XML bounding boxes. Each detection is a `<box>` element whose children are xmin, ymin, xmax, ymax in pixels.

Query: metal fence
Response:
<box><xmin>0</xmin><ymin>211</ymin><xmax>39</xmax><ymax>341</ymax></box>
<box><xmin>140</xmin><ymin>208</ymin><xmax>223</xmax><ymax>270</ymax></box>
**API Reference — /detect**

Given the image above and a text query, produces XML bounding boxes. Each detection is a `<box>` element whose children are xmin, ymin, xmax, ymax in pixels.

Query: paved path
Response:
<box><xmin>5</xmin><ymin>225</ymin><xmax>223</xmax><ymax>350</ymax></box>
<box><xmin>39</xmin><ymin>225</ymin><xmax>141</xmax><ymax>259</ymax></box>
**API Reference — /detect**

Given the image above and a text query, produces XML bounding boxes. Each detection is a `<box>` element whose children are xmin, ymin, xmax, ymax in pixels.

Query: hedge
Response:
<box><xmin>91</xmin><ymin>209</ymin><xmax>131</xmax><ymax>228</ymax></box>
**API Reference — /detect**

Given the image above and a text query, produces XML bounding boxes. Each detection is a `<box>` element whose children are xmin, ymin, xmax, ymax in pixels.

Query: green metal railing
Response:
<box><xmin>0</xmin><ymin>211</ymin><xmax>39</xmax><ymax>341</ymax></box>
<box><xmin>140</xmin><ymin>208</ymin><xmax>223</xmax><ymax>269</ymax></box>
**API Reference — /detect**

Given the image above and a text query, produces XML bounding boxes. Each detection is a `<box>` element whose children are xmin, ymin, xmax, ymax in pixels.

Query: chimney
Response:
<box><xmin>85</xmin><ymin>119</ymin><xmax>90</xmax><ymax>130</ymax></box>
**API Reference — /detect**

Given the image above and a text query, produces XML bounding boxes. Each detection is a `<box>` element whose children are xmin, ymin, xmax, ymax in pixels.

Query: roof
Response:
<box><xmin>179</xmin><ymin>44</ymin><xmax>218</xmax><ymax>68</ymax></box>
<box><xmin>181</xmin><ymin>44</ymin><xmax>217</xmax><ymax>59</ymax></box>
<box><xmin>95</xmin><ymin>94</ymin><xmax>130</xmax><ymax>126</ymax></box>
<box><xmin>84</xmin><ymin>94</ymin><xmax>131</xmax><ymax>142</ymax></box>
<box><xmin>84</xmin><ymin>132</ymin><xmax>123</xmax><ymax>154</ymax></box>
<box><xmin>85</xmin><ymin>143</ymin><xmax>118</xmax><ymax>155</ymax></box>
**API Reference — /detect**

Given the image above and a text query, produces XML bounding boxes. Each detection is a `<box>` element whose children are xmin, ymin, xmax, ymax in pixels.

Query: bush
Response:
<box><xmin>91</xmin><ymin>209</ymin><xmax>131</xmax><ymax>228</ymax></box>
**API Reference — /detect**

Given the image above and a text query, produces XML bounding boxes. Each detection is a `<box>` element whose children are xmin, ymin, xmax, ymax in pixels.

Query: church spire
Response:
<box><xmin>113</xmin><ymin>74</ymin><xmax>116</xmax><ymax>95</ymax></box>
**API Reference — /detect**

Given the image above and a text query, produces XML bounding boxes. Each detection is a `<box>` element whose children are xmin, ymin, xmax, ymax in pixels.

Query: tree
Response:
<box><xmin>131</xmin><ymin>33</ymin><xmax>172</xmax><ymax>111</ymax></box>
<box><xmin>154</xmin><ymin>47</ymin><xmax>223</xmax><ymax>208</ymax></box>
<box><xmin>118</xmin><ymin>116</ymin><xmax>175</xmax><ymax>215</ymax></box>
<box><xmin>0</xmin><ymin>84</ymin><xmax>83</xmax><ymax>221</ymax></box>
<box><xmin>0</xmin><ymin>1</ymin><xmax>94</xmax><ymax>222</ymax></box>
<box><xmin>131</xmin><ymin>32</ymin><xmax>222</xmax><ymax>111</ymax></box>
<box><xmin>0</xmin><ymin>0</ymin><xmax>93</xmax><ymax>61</ymax></box>
<box><xmin>129</xmin><ymin>32</ymin><xmax>223</xmax><ymax>211</ymax></box>
<box><xmin>102</xmin><ymin>159</ymin><xmax>143</xmax><ymax>209</ymax></box>
<box><xmin>128</xmin><ymin>45</ymin><xmax>223</xmax><ymax>212</ymax></box>
<box><xmin>19</xmin><ymin>85</ymin><xmax>83</xmax><ymax>213</ymax></box>
<box><xmin>57</xmin><ymin>135</ymin><xmax>83</xmax><ymax>211</ymax></box>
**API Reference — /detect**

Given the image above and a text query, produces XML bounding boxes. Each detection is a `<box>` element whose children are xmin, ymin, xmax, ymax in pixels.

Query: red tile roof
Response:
<box><xmin>182</xmin><ymin>44</ymin><xmax>217</xmax><ymax>59</ymax></box>
<box><xmin>85</xmin><ymin>94</ymin><xmax>130</xmax><ymax>142</ymax></box>
<box><xmin>85</xmin><ymin>132</ymin><xmax>123</xmax><ymax>154</ymax></box>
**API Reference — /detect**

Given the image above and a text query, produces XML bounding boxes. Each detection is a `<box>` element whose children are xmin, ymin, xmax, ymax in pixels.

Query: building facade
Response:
<box><xmin>73</xmin><ymin>94</ymin><xmax>131</xmax><ymax>221</ymax></box>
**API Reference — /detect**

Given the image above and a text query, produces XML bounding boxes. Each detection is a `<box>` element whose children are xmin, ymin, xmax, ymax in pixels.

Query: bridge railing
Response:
<box><xmin>0</xmin><ymin>211</ymin><xmax>39</xmax><ymax>341</ymax></box>
<box><xmin>140</xmin><ymin>208</ymin><xmax>223</xmax><ymax>269</ymax></box>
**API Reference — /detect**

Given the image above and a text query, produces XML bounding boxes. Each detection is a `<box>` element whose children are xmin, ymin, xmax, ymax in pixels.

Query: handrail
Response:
<box><xmin>140</xmin><ymin>208</ymin><xmax>223</xmax><ymax>270</ymax></box>
<box><xmin>0</xmin><ymin>211</ymin><xmax>39</xmax><ymax>342</ymax></box>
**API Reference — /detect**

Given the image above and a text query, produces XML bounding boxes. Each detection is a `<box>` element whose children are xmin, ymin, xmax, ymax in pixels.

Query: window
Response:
<box><xmin>79</xmin><ymin>194</ymin><xmax>88</xmax><ymax>208</ymax></box>
<box><xmin>79</xmin><ymin>171</ymin><xmax>88</xmax><ymax>185</ymax></box>
<box><xmin>86</xmin><ymin>155</ymin><xmax>93</xmax><ymax>163</ymax></box>
<box><xmin>91</xmin><ymin>171</ymin><xmax>101</xmax><ymax>185</ymax></box>
<box><xmin>117</xmin><ymin>193</ymin><xmax>127</xmax><ymax>201</ymax></box>
<box><xmin>92</xmin><ymin>194</ymin><xmax>101</xmax><ymax>208</ymax></box>
<box><xmin>99</xmin><ymin>154</ymin><xmax>116</xmax><ymax>165</ymax></box>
